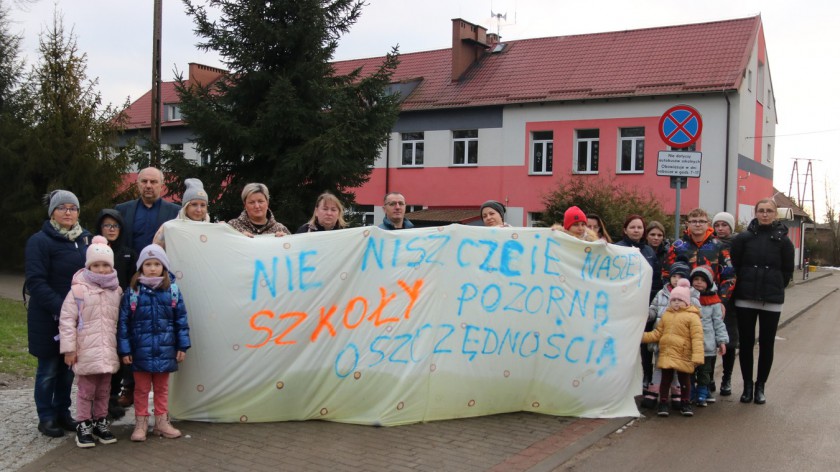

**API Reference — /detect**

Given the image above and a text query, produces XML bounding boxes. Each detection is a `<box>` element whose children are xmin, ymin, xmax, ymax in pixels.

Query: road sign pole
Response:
<box><xmin>674</xmin><ymin>179</ymin><xmax>682</xmax><ymax>241</ymax></box>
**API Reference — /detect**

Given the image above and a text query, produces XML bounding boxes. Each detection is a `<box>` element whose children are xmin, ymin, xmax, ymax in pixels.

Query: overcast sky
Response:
<box><xmin>7</xmin><ymin>0</ymin><xmax>839</xmax><ymax>220</ymax></box>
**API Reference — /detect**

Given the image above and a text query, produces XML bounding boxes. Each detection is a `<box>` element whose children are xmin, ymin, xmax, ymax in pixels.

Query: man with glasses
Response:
<box><xmin>115</xmin><ymin>167</ymin><xmax>181</xmax><ymax>255</ymax></box>
<box><xmin>664</xmin><ymin>208</ymin><xmax>735</xmax><ymax>305</ymax></box>
<box><xmin>379</xmin><ymin>192</ymin><xmax>414</xmax><ymax>230</ymax></box>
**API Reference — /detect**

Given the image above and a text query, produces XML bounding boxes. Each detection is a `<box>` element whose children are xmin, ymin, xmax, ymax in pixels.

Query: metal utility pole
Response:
<box><xmin>150</xmin><ymin>0</ymin><xmax>162</xmax><ymax>167</ymax></box>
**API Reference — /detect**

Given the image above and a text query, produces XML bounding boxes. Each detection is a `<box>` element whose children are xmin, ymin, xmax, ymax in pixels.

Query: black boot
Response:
<box><xmin>108</xmin><ymin>395</ymin><xmax>126</xmax><ymax>420</ymax></box>
<box><xmin>720</xmin><ymin>375</ymin><xmax>732</xmax><ymax>396</ymax></box>
<box><xmin>740</xmin><ymin>381</ymin><xmax>754</xmax><ymax>403</ymax></box>
<box><xmin>754</xmin><ymin>382</ymin><xmax>766</xmax><ymax>404</ymax></box>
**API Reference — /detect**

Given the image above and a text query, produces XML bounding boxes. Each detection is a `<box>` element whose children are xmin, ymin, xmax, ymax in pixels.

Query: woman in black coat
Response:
<box><xmin>730</xmin><ymin>199</ymin><xmax>794</xmax><ymax>405</ymax></box>
<box><xmin>25</xmin><ymin>190</ymin><xmax>92</xmax><ymax>437</ymax></box>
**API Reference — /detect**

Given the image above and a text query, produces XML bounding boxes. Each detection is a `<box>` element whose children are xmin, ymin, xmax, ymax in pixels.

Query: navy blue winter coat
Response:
<box><xmin>117</xmin><ymin>283</ymin><xmax>191</xmax><ymax>373</ymax></box>
<box><xmin>25</xmin><ymin>221</ymin><xmax>92</xmax><ymax>358</ymax></box>
<box><xmin>615</xmin><ymin>236</ymin><xmax>662</xmax><ymax>301</ymax></box>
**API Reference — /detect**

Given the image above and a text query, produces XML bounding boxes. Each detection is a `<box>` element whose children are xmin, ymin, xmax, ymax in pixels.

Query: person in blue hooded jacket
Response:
<box><xmin>118</xmin><ymin>244</ymin><xmax>190</xmax><ymax>441</ymax></box>
<box><xmin>25</xmin><ymin>190</ymin><xmax>92</xmax><ymax>438</ymax></box>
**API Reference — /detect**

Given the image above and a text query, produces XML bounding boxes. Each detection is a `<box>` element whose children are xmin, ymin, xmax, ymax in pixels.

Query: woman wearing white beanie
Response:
<box><xmin>153</xmin><ymin>178</ymin><xmax>210</xmax><ymax>249</ymax></box>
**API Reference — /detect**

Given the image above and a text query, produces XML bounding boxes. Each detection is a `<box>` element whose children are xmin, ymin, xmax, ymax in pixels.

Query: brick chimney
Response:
<box><xmin>451</xmin><ymin>19</ymin><xmax>489</xmax><ymax>82</ymax></box>
<box><xmin>187</xmin><ymin>63</ymin><xmax>227</xmax><ymax>88</ymax></box>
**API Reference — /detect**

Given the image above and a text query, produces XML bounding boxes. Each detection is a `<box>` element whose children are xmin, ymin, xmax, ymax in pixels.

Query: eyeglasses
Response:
<box><xmin>385</xmin><ymin>201</ymin><xmax>406</xmax><ymax>207</ymax></box>
<box><xmin>101</xmin><ymin>223</ymin><xmax>120</xmax><ymax>230</ymax></box>
<box><xmin>756</xmin><ymin>209</ymin><xmax>775</xmax><ymax>214</ymax></box>
<box><xmin>56</xmin><ymin>206</ymin><xmax>79</xmax><ymax>214</ymax></box>
<box><xmin>687</xmin><ymin>220</ymin><xmax>707</xmax><ymax>225</ymax></box>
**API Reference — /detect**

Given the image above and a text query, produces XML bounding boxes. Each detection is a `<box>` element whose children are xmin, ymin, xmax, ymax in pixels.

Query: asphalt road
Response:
<box><xmin>557</xmin><ymin>274</ymin><xmax>840</xmax><ymax>472</ymax></box>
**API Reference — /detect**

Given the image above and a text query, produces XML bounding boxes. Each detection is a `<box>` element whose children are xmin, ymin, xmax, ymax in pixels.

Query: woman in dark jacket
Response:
<box><xmin>614</xmin><ymin>214</ymin><xmax>661</xmax><ymax>388</ymax></box>
<box><xmin>730</xmin><ymin>199</ymin><xmax>794</xmax><ymax>405</ymax></box>
<box><xmin>25</xmin><ymin>190</ymin><xmax>92</xmax><ymax>437</ymax></box>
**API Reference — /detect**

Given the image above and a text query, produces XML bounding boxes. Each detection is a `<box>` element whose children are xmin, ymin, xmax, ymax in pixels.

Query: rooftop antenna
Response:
<box><xmin>489</xmin><ymin>0</ymin><xmax>516</xmax><ymax>38</ymax></box>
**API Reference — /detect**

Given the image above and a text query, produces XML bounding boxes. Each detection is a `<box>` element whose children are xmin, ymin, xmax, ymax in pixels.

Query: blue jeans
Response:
<box><xmin>34</xmin><ymin>355</ymin><xmax>74</xmax><ymax>422</ymax></box>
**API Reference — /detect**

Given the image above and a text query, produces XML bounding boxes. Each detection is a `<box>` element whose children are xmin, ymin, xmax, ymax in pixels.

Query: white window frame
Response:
<box><xmin>400</xmin><ymin>132</ymin><xmax>424</xmax><ymax>167</ymax></box>
<box><xmin>530</xmin><ymin>131</ymin><xmax>553</xmax><ymax>175</ymax></box>
<box><xmin>165</xmin><ymin>104</ymin><xmax>182</xmax><ymax>121</ymax></box>
<box><xmin>574</xmin><ymin>129</ymin><xmax>599</xmax><ymax>174</ymax></box>
<box><xmin>618</xmin><ymin>127</ymin><xmax>645</xmax><ymax>174</ymax></box>
<box><xmin>452</xmin><ymin>130</ymin><xmax>478</xmax><ymax>166</ymax></box>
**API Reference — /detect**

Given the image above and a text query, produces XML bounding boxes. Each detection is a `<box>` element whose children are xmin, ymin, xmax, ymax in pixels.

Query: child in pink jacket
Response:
<box><xmin>59</xmin><ymin>236</ymin><xmax>123</xmax><ymax>448</ymax></box>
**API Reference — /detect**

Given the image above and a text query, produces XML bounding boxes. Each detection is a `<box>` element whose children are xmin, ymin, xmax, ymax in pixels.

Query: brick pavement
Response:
<box><xmin>6</xmin><ymin>268</ymin><xmax>835</xmax><ymax>471</ymax></box>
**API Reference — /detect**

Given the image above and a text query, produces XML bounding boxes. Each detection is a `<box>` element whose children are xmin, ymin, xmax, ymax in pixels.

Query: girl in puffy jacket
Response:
<box><xmin>118</xmin><ymin>244</ymin><xmax>190</xmax><ymax>442</ymax></box>
<box><xmin>642</xmin><ymin>279</ymin><xmax>704</xmax><ymax>418</ymax></box>
<box><xmin>59</xmin><ymin>236</ymin><xmax>122</xmax><ymax>448</ymax></box>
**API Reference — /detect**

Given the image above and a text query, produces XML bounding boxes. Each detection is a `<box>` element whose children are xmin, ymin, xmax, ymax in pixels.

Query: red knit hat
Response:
<box><xmin>564</xmin><ymin>206</ymin><xmax>587</xmax><ymax>230</ymax></box>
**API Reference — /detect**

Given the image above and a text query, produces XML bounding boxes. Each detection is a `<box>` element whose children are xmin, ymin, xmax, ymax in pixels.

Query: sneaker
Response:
<box><xmin>75</xmin><ymin>420</ymin><xmax>96</xmax><ymax>448</ymax></box>
<box><xmin>92</xmin><ymin>418</ymin><xmax>118</xmax><ymax>444</ymax></box>
<box><xmin>657</xmin><ymin>402</ymin><xmax>670</xmax><ymax>417</ymax></box>
<box><xmin>705</xmin><ymin>393</ymin><xmax>716</xmax><ymax>404</ymax></box>
<box><xmin>695</xmin><ymin>385</ymin><xmax>709</xmax><ymax>406</ymax></box>
<box><xmin>680</xmin><ymin>404</ymin><xmax>694</xmax><ymax>417</ymax></box>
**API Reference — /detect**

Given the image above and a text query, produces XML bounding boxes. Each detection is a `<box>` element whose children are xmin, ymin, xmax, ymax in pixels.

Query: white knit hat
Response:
<box><xmin>136</xmin><ymin>244</ymin><xmax>170</xmax><ymax>273</ymax></box>
<box><xmin>712</xmin><ymin>212</ymin><xmax>735</xmax><ymax>232</ymax></box>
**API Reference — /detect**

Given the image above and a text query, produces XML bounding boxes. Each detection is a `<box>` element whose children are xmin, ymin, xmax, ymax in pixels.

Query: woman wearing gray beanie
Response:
<box><xmin>480</xmin><ymin>200</ymin><xmax>511</xmax><ymax>227</ymax></box>
<box><xmin>153</xmin><ymin>178</ymin><xmax>210</xmax><ymax>249</ymax></box>
<box><xmin>25</xmin><ymin>189</ymin><xmax>93</xmax><ymax>437</ymax></box>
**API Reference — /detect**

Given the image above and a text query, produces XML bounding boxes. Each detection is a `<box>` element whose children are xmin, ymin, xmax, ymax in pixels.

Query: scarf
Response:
<box><xmin>50</xmin><ymin>219</ymin><xmax>84</xmax><ymax>241</ymax></box>
<box><xmin>139</xmin><ymin>276</ymin><xmax>164</xmax><ymax>289</ymax></box>
<box><xmin>83</xmin><ymin>269</ymin><xmax>120</xmax><ymax>290</ymax></box>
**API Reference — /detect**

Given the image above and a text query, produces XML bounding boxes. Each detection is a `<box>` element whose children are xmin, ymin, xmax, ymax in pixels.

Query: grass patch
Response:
<box><xmin>0</xmin><ymin>297</ymin><xmax>36</xmax><ymax>377</ymax></box>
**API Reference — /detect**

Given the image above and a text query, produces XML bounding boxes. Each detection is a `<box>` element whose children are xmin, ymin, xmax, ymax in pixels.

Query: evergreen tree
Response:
<box><xmin>176</xmin><ymin>0</ymin><xmax>400</xmax><ymax>225</ymax></box>
<box><xmin>1</xmin><ymin>10</ymin><xmax>129</xmax><ymax>269</ymax></box>
<box><xmin>0</xmin><ymin>1</ymin><xmax>34</xmax><ymax>269</ymax></box>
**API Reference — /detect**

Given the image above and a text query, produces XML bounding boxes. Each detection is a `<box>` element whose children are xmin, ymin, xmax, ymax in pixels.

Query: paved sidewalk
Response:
<box><xmin>3</xmin><ymin>268</ymin><xmax>834</xmax><ymax>471</ymax></box>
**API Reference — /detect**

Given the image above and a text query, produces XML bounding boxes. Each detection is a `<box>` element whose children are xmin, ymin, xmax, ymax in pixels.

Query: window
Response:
<box><xmin>574</xmin><ymin>129</ymin><xmax>599</xmax><ymax>173</ymax></box>
<box><xmin>401</xmin><ymin>132</ymin><xmax>424</xmax><ymax>166</ymax></box>
<box><xmin>165</xmin><ymin>104</ymin><xmax>182</xmax><ymax>121</ymax></box>
<box><xmin>619</xmin><ymin>127</ymin><xmax>645</xmax><ymax>173</ymax></box>
<box><xmin>670</xmin><ymin>142</ymin><xmax>696</xmax><ymax>152</ymax></box>
<box><xmin>452</xmin><ymin>130</ymin><xmax>478</xmax><ymax>166</ymax></box>
<box><xmin>530</xmin><ymin>131</ymin><xmax>553</xmax><ymax>174</ymax></box>
<box><xmin>168</xmin><ymin>143</ymin><xmax>184</xmax><ymax>152</ymax></box>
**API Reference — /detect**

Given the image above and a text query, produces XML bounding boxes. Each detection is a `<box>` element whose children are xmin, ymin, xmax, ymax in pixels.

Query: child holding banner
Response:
<box><xmin>642</xmin><ymin>279</ymin><xmax>704</xmax><ymax>418</ymax></box>
<box><xmin>118</xmin><ymin>244</ymin><xmax>191</xmax><ymax>442</ymax></box>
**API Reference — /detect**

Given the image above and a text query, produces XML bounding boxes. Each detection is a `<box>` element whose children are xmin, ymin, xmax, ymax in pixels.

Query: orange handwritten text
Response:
<box><xmin>247</xmin><ymin>279</ymin><xmax>424</xmax><ymax>349</ymax></box>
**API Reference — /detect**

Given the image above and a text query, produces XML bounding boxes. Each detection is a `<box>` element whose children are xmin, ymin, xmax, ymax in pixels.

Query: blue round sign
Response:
<box><xmin>659</xmin><ymin>105</ymin><xmax>703</xmax><ymax>148</ymax></box>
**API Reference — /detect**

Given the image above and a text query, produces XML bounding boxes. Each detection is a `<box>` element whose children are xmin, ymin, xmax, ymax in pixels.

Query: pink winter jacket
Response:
<box><xmin>59</xmin><ymin>270</ymin><xmax>122</xmax><ymax>375</ymax></box>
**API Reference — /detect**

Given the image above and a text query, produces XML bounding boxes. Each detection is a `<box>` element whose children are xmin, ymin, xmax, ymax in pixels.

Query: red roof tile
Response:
<box><xmin>121</xmin><ymin>16</ymin><xmax>761</xmax><ymax>125</ymax></box>
<box><xmin>333</xmin><ymin>16</ymin><xmax>760</xmax><ymax>110</ymax></box>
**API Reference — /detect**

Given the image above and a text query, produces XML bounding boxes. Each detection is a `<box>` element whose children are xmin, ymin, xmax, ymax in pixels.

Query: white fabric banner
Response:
<box><xmin>163</xmin><ymin>221</ymin><xmax>649</xmax><ymax>425</ymax></box>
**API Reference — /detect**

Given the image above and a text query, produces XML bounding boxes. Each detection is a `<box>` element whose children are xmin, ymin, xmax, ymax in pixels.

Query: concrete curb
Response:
<box><xmin>528</xmin><ymin>417</ymin><xmax>631</xmax><ymax>472</ymax></box>
<box><xmin>779</xmin><ymin>287</ymin><xmax>839</xmax><ymax>330</ymax></box>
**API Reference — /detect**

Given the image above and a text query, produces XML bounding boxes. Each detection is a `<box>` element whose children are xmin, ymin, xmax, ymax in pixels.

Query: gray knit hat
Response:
<box><xmin>182</xmin><ymin>178</ymin><xmax>208</xmax><ymax>207</ymax></box>
<box><xmin>47</xmin><ymin>189</ymin><xmax>80</xmax><ymax>216</ymax></box>
<box><xmin>480</xmin><ymin>200</ymin><xmax>506</xmax><ymax>218</ymax></box>
<box><xmin>136</xmin><ymin>243</ymin><xmax>171</xmax><ymax>272</ymax></box>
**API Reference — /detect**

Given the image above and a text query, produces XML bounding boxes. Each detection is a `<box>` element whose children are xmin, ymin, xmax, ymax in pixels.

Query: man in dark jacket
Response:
<box><xmin>115</xmin><ymin>167</ymin><xmax>180</xmax><ymax>255</ymax></box>
<box><xmin>114</xmin><ymin>167</ymin><xmax>178</xmax><ymax>407</ymax></box>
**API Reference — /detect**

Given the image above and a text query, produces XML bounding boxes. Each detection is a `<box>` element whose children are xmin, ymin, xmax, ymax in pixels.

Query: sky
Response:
<box><xmin>7</xmin><ymin>0</ymin><xmax>839</xmax><ymax>221</ymax></box>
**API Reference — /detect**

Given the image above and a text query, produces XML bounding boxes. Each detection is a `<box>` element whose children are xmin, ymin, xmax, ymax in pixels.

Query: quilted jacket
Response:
<box><xmin>59</xmin><ymin>270</ymin><xmax>122</xmax><ymax>375</ymax></box>
<box><xmin>642</xmin><ymin>305</ymin><xmax>704</xmax><ymax>374</ymax></box>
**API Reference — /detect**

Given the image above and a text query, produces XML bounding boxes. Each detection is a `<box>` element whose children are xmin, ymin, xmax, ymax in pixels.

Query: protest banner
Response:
<box><xmin>163</xmin><ymin>221</ymin><xmax>649</xmax><ymax>425</ymax></box>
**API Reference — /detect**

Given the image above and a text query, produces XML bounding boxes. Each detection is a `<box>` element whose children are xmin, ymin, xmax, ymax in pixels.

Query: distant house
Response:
<box><xmin>120</xmin><ymin>16</ymin><xmax>778</xmax><ymax>227</ymax></box>
<box><xmin>118</xmin><ymin>63</ymin><xmax>226</xmax><ymax>168</ymax></box>
<box><xmin>771</xmin><ymin>188</ymin><xmax>812</xmax><ymax>268</ymax></box>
